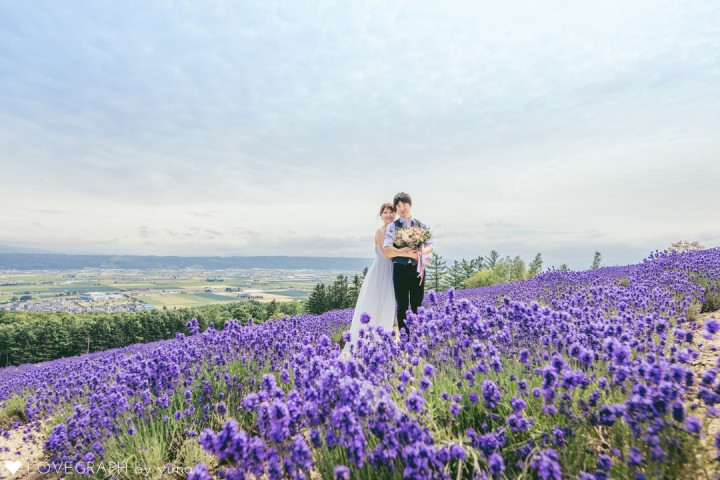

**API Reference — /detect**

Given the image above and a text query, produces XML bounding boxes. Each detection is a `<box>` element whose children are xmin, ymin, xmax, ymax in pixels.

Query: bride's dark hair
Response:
<box><xmin>378</xmin><ymin>203</ymin><xmax>395</xmax><ymax>216</ymax></box>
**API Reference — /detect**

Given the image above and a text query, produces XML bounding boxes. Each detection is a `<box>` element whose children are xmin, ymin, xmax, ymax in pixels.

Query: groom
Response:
<box><xmin>383</xmin><ymin>192</ymin><xmax>433</xmax><ymax>333</ymax></box>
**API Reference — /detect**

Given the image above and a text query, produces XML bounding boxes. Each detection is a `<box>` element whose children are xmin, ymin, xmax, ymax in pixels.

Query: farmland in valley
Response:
<box><xmin>0</xmin><ymin>267</ymin><xmax>364</xmax><ymax>312</ymax></box>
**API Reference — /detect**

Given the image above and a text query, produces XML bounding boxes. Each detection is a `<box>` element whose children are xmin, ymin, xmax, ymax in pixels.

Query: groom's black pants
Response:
<box><xmin>393</xmin><ymin>262</ymin><xmax>425</xmax><ymax>333</ymax></box>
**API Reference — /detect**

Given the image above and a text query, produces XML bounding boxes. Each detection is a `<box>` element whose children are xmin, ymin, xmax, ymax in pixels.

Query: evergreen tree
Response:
<box><xmin>327</xmin><ymin>274</ymin><xmax>350</xmax><ymax>310</ymax></box>
<box><xmin>510</xmin><ymin>256</ymin><xmax>527</xmax><ymax>281</ymax></box>
<box><xmin>348</xmin><ymin>274</ymin><xmax>362</xmax><ymax>306</ymax></box>
<box><xmin>447</xmin><ymin>257</ymin><xmax>486</xmax><ymax>289</ymax></box>
<box><xmin>266</xmin><ymin>299</ymin><xmax>278</xmax><ymax>319</ymax></box>
<box><xmin>446</xmin><ymin>260</ymin><xmax>468</xmax><ymax>289</ymax></box>
<box><xmin>591</xmin><ymin>251</ymin><xmax>602</xmax><ymax>270</ymax></box>
<box><xmin>425</xmin><ymin>252</ymin><xmax>449</xmax><ymax>292</ymax></box>
<box><xmin>306</xmin><ymin>283</ymin><xmax>327</xmax><ymax>314</ymax></box>
<box><xmin>487</xmin><ymin>250</ymin><xmax>500</xmax><ymax>268</ymax></box>
<box><xmin>527</xmin><ymin>252</ymin><xmax>543</xmax><ymax>277</ymax></box>
<box><xmin>471</xmin><ymin>255</ymin><xmax>486</xmax><ymax>271</ymax></box>
<box><xmin>460</xmin><ymin>258</ymin><xmax>478</xmax><ymax>278</ymax></box>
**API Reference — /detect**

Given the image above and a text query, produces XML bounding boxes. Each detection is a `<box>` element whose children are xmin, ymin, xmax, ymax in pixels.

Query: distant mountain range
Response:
<box><xmin>0</xmin><ymin>253</ymin><xmax>373</xmax><ymax>271</ymax></box>
<box><xmin>0</xmin><ymin>244</ymin><xmax>57</xmax><ymax>254</ymax></box>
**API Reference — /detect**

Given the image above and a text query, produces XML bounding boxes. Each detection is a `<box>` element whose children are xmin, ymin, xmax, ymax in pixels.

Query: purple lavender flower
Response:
<box><xmin>186</xmin><ymin>317</ymin><xmax>200</xmax><ymax>336</ymax></box>
<box><xmin>706</xmin><ymin>318</ymin><xmax>720</xmax><ymax>334</ymax></box>
<box><xmin>685</xmin><ymin>415</ymin><xmax>702</xmax><ymax>434</ymax></box>
<box><xmin>506</xmin><ymin>413</ymin><xmax>532</xmax><ymax>433</ymax></box>
<box><xmin>519</xmin><ymin>349</ymin><xmax>531</xmax><ymax>364</ymax></box>
<box><xmin>596</xmin><ymin>454</ymin><xmax>612</xmax><ymax>471</ymax></box>
<box><xmin>531</xmin><ymin>448</ymin><xmax>562</xmax><ymax>480</ymax></box>
<box><xmin>488</xmin><ymin>452</ymin><xmax>505</xmax><ymax>478</ymax></box>
<box><xmin>449</xmin><ymin>444</ymin><xmax>466</xmax><ymax>460</ymax></box>
<box><xmin>333</xmin><ymin>465</ymin><xmax>350</xmax><ymax>480</ymax></box>
<box><xmin>187</xmin><ymin>462</ymin><xmax>212</xmax><ymax>480</ymax></box>
<box><xmin>627</xmin><ymin>446</ymin><xmax>643</xmax><ymax>467</ymax></box>
<box><xmin>291</xmin><ymin>434</ymin><xmax>313</xmax><ymax>471</ymax></box>
<box><xmin>672</xmin><ymin>400</ymin><xmax>684</xmax><ymax>422</ymax></box>
<box><xmin>510</xmin><ymin>396</ymin><xmax>527</xmax><ymax>413</ymax></box>
<box><xmin>481</xmin><ymin>380</ymin><xmax>501</xmax><ymax>409</ymax></box>
<box><xmin>406</xmin><ymin>389</ymin><xmax>425</xmax><ymax>413</ymax></box>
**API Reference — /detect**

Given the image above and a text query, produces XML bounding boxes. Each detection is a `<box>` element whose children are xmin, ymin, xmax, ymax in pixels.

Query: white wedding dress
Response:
<box><xmin>341</xmin><ymin>245</ymin><xmax>396</xmax><ymax>356</ymax></box>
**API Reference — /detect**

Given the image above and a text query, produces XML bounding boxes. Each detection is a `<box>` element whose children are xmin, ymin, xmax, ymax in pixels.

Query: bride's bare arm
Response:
<box><xmin>377</xmin><ymin>229</ymin><xmax>399</xmax><ymax>259</ymax></box>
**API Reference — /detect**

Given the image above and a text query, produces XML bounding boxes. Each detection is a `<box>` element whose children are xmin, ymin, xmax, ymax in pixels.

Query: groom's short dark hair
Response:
<box><xmin>393</xmin><ymin>192</ymin><xmax>412</xmax><ymax>207</ymax></box>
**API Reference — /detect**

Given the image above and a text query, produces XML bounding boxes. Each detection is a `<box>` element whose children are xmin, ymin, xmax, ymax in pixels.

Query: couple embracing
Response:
<box><xmin>341</xmin><ymin>192</ymin><xmax>433</xmax><ymax>356</ymax></box>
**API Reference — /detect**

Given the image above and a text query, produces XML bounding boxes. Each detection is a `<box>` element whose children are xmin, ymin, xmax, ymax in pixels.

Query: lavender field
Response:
<box><xmin>2</xmin><ymin>249</ymin><xmax>720</xmax><ymax>479</ymax></box>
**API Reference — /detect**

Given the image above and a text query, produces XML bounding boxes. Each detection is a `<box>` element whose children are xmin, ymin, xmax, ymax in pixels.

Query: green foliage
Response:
<box><xmin>463</xmin><ymin>254</ymin><xmax>539</xmax><ymax>288</ymax></box>
<box><xmin>0</xmin><ymin>393</ymin><xmax>27</xmax><ymax>428</ymax></box>
<box><xmin>591</xmin><ymin>251</ymin><xmax>602</xmax><ymax>270</ymax></box>
<box><xmin>425</xmin><ymin>252</ymin><xmax>450</xmax><ymax>292</ymax></box>
<box><xmin>487</xmin><ymin>250</ymin><xmax>500</xmax><ymax>268</ymax></box>
<box><xmin>265</xmin><ymin>299</ymin><xmax>278</xmax><ymax>319</ymax></box>
<box><xmin>306</xmin><ymin>283</ymin><xmax>328</xmax><ymax>315</ymax></box>
<box><xmin>326</xmin><ymin>274</ymin><xmax>351</xmax><ymax>310</ymax></box>
<box><xmin>701</xmin><ymin>290</ymin><xmax>720</xmax><ymax>313</ymax></box>
<box><xmin>306</xmin><ymin>272</ymin><xmax>365</xmax><ymax>315</ymax></box>
<box><xmin>462</xmin><ymin>269</ymin><xmax>502</xmax><ymax>288</ymax></box>
<box><xmin>331</xmin><ymin>326</ymin><xmax>347</xmax><ymax>347</ymax></box>
<box><xmin>447</xmin><ymin>257</ymin><xmax>484</xmax><ymax>289</ymax></box>
<box><xmin>0</xmin><ymin>299</ymin><xmax>303</xmax><ymax>367</ymax></box>
<box><xmin>687</xmin><ymin>301</ymin><xmax>702</xmax><ymax>322</ymax></box>
<box><xmin>527</xmin><ymin>252</ymin><xmax>543</xmax><ymax>278</ymax></box>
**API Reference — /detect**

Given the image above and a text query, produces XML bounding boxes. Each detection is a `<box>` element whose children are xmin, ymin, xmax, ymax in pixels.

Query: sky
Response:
<box><xmin>1</xmin><ymin>0</ymin><xmax>719</xmax><ymax>269</ymax></box>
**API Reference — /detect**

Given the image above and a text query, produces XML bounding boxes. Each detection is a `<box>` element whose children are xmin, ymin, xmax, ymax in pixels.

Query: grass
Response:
<box><xmin>702</xmin><ymin>291</ymin><xmax>720</xmax><ymax>313</ymax></box>
<box><xmin>99</xmin><ymin>403</ymin><xmax>218</xmax><ymax>480</ymax></box>
<box><xmin>0</xmin><ymin>393</ymin><xmax>27</xmax><ymax>428</ymax></box>
<box><xmin>331</xmin><ymin>325</ymin><xmax>348</xmax><ymax>347</ymax></box>
<box><xmin>66</xmin><ymin>355</ymin><xmax>278</xmax><ymax>479</ymax></box>
<box><xmin>270</xmin><ymin>290</ymin><xmax>310</xmax><ymax>299</ymax></box>
<box><xmin>191</xmin><ymin>293</ymin><xmax>242</xmax><ymax>302</ymax></box>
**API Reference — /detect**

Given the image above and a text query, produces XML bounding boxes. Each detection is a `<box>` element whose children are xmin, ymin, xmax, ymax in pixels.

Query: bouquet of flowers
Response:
<box><xmin>393</xmin><ymin>225</ymin><xmax>432</xmax><ymax>250</ymax></box>
<box><xmin>393</xmin><ymin>225</ymin><xmax>432</xmax><ymax>284</ymax></box>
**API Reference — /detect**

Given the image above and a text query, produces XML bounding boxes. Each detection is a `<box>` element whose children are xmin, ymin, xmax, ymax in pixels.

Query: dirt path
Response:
<box><xmin>0</xmin><ymin>422</ymin><xmax>49</xmax><ymax>479</ymax></box>
<box><xmin>690</xmin><ymin>310</ymin><xmax>720</xmax><ymax>478</ymax></box>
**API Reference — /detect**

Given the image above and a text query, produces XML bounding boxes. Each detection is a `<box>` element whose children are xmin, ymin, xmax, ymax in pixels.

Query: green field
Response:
<box><xmin>0</xmin><ymin>268</ymin><xmax>351</xmax><ymax>310</ymax></box>
<box><xmin>271</xmin><ymin>289</ymin><xmax>309</xmax><ymax>298</ymax></box>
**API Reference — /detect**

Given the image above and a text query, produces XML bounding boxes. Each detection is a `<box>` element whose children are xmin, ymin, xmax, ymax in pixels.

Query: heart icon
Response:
<box><xmin>5</xmin><ymin>460</ymin><xmax>22</xmax><ymax>475</ymax></box>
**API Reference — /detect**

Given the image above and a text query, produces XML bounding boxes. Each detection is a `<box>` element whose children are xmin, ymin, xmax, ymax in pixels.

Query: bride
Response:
<box><xmin>341</xmin><ymin>203</ymin><xmax>416</xmax><ymax>357</ymax></box>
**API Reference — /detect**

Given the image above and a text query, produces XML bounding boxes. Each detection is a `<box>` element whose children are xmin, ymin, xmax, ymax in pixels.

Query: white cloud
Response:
<box><xmin>0</xmin><ymin>0</ymin><xmax>718</xmax><ymax>268</ymax></box>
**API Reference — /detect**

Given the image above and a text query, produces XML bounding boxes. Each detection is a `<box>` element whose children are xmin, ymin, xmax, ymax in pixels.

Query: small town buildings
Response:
<box><xmin>80</xmin><ymin>292</ymin><xmax>107</xmax><ymax>302</ymax></box>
